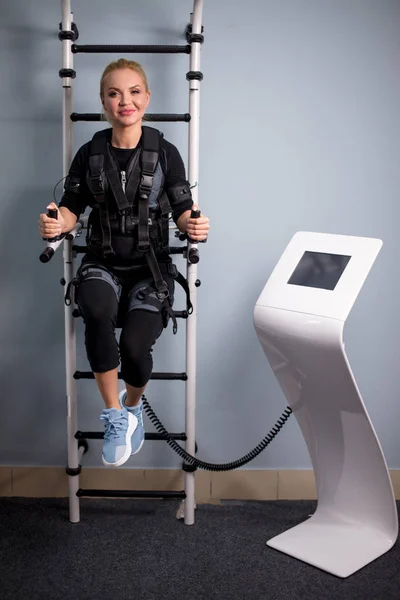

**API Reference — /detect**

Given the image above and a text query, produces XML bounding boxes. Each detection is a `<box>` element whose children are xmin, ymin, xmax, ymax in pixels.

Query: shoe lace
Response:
<box><xmin>100</xmin><ymin>413</ymin><xmax>126</xmax><ymax>440</ymax></box>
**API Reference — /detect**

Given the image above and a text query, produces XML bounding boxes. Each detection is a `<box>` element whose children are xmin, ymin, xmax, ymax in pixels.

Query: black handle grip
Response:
<box><xmin>48</xmin><ymin>208</ymin><xmax>58</xmax><ymax>219</ymax></box>
<box><xmin>188</xmin><ymin>208</ymin><xmax>201</xmax><ymax>263</ymax></box>
<box><xmin>42</xmin><ymin>207</ymin><xmax>60</xmax><ymax>243</ymax></box>
<box><xmin>187</xmin><ymin>208</ymin><xmax>201</xmax><ymax>245</ymax></box>
<box><xmin>40</xmin><ymin>206</ymin><xmax>62</xmax><ymax>262</ymax></box>
<box><xmin>39</xmin><ymin>247</ymin><xmax>55</xmax><ymax>263</ymax></box>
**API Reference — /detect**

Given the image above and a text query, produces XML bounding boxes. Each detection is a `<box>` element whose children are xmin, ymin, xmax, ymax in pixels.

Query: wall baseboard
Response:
<box><xmin>1</xmin><ymin>467</ymin><xmax>399</xmax><ymax>501</ymax></box>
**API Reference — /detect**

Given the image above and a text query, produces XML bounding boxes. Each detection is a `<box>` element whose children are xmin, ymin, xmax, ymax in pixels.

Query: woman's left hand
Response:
<box><xmin>186</xmin><ymin>204</ymin><xmax>210</xmax><ymax>242</ymax></box>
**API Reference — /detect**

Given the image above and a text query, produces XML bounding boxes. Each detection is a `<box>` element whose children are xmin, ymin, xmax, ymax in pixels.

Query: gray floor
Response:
<box><xmin>0</xmin><ymin>498</ymin><xmax>398</xmax><ymax>600</ymax></box>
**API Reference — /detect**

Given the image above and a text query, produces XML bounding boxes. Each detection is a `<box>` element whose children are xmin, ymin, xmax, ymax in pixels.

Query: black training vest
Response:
<box><xmin>85</xmin><ymin>126</ymin><xmax>172</xmax><ymax>266</ymax></box>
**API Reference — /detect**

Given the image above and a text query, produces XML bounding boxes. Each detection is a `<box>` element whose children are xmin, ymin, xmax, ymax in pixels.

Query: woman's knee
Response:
<box><xmin>119</xmin><ymin>340</ymin><xmax>152</xmax><ymax>387</ymax></box>
<box><xmin>78</xmin><ymin>280</ymin><xmax>118</xmax><ymax>324</ymax></box>
<box><xmin>119</xmin><ymin>313</ymin><xmax>163</xmax><ymax>380</ymax></box>
<box><xmin>119</xmin><ymin>332</ymin><xmax>153</xmax><ymax>367</ymax></box>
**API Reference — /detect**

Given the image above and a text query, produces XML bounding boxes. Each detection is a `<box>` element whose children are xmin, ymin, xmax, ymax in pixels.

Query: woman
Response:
<box><xmin>38</xmin><ymin>58</ymin><xmax>210</xmax><ymax>468</ymax></box>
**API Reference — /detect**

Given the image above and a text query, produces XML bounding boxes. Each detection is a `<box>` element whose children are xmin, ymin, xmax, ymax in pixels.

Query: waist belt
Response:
<box><xmin>108</xmin><ymin>213</ymin><xmax>156</xmax><ymax>234</ymax></box>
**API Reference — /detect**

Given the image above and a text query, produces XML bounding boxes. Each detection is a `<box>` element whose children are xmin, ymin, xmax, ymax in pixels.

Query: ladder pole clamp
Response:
<box><xmin>58</xmin><ymin>22</ymin><xmax>79</xmax><ymax>42</ymax></box>
<box><xmin>58</xmin><ymin>30</ymin><xmax>74</xmax><ymax>41</ymax></box>
<box><xmin>189</xmin><ymin>33</ymin><xmax>204</xmax><ymax>44</ymax></box>
<box><xmin>186</xmin><ymin>71</ymin><xmax>203</xmax><ymax>82</ymax></box>
<box><xmin>182</xmin><ymin>462</ymin><xmax>197</xmax><ymax>473</ymax></box>
<box><xmin>65</xmin><ymin>465</ymin><xmax>82</xmax><ymax>476</ymax></box>
<box><xmin>59</xmin><ymin>68</ymin><xmax>77</xmax><ymax>79</ymax></box>
<box><xmin>185</xmin><ymin>23</ymin><xmax>204</xmax><ymax>44</ymax></box>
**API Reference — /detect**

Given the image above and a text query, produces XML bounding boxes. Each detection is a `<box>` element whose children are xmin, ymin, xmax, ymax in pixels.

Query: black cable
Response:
<box><xmin>51</xmin><ymin>170</ymin><xmax>290</xmax><ymax>469</ymax></box>
<box><xmin>142</xmin><ymin>395</ymin><xmax>292</xmax><ymax>472</ymax></box>
<box><xmin>53</xmin><ymin>176</ymin><xmax>67</xmax><ymax>204</ymax></box>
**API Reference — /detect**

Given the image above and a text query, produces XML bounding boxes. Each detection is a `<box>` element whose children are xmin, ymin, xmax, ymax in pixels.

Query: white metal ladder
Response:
<box><xmin>55</xmin><ymin>0</ymin><xmax>204</xmax><ymax>525</ymax></box>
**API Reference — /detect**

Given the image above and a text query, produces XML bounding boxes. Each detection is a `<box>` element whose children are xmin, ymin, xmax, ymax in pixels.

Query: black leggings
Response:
<box><xmin>77</xmin><ymin>278</ymin><xmax>166</xmax><ymax>388</ymax></box>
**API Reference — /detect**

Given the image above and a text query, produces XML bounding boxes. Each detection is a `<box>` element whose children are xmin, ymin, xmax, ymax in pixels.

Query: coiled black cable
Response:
<box><xmin>142</xmin><ymin>395</ymin><xmax>293</xmax><ymax>472</ymax></box>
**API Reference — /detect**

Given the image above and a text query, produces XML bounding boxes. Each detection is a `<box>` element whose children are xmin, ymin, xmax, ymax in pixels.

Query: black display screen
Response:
<box><xmin>287</xmin><ymin>251</ymin><xmax>351</xmax><ymax>291</ymax></box>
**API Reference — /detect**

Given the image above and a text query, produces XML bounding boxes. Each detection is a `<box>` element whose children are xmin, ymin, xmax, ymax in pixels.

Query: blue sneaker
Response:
<box><xmin>119</xmin><ymin>390</ymin><xmax>145</xmax><ymax>455</ymax></box>
<box><xmin>100</xmin><ymin>407</ymin><xmax>137</xmax><ymax>467</ymax></box>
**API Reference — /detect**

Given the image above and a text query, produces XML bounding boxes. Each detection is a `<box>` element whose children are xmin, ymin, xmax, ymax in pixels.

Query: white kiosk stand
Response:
<box><xmin>253</xmin><ymin>231</ymin><xmax>398</xmax><ymax>578</ymax></box>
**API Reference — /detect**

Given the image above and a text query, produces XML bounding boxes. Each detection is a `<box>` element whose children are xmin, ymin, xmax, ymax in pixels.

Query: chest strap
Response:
<box><xmin>88</xmin><ymin>152</ymin><xmax>114</xmax><ymax>257</ymax></box>
<box><xmin>137</xmin><ymin>126</ymin><xmax>160</xmax><ymax>253</ymax></box>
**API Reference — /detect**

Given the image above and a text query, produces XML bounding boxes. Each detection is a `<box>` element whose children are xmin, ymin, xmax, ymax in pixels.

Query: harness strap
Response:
<box><xmin>98</xmin><ymin>204</ymin><xmax>114</xmax><ymax>257</ymax></box>
<box><xmin>172</xmin><ymin>269</ymin><xmax>193</xmax><ymax>315</ymax></box>
<box><xmin>163</xmin><ymin>305</ymin><xmax>178</xmax><ymax>334</ymax></box>
<box><xmin>64</xmin><ymin>277</ymin><xmax>78</xmax><ymax>306</ymax></box>
<box><xmin>161</xmin><ymin>262</ymin><xmax>193</xmax><ymax>315</ymax></box>
<box><xmin>88</xmin><ymin>152</ymin><xmax>114</xmax><ymax>257</ymax></box>
<box><xmin>144</xmin><ymin>246</ymin><xmax>170</xmax><ymax>300</ymax></box>
<box><xmin>158</xmin><ymin>191</ymin><xmax>172</xmax><ymax>251</ymax></box>
<box><xmin>137</xmin><ymin>127</ymin><xmax>161</xmax><ymax>252</ymax></box>
<box><xmin>124</xmin><ymin>148</ymin><xmax>142</xmax><ymax>204</ymax></box>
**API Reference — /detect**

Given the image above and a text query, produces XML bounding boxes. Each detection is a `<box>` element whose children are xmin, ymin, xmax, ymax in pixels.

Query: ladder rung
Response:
<box><xmin>77</xmin><ymin>489</ymin><xmax>186</xmax><ymax>499</ymax></box>
<box><xmin>72</xmin><ymin>309</ymin><xmax>187</xmax><ymax>319</ymax></box>
<box><xmin>72</xmin><ymin>44</ymin><xmax>190</xmax><ymax>54</ymax></box>
<box><xmin>74</xmin><ymin>371</ymin><xmax>188</xmax><ymax>381</ymax></box>
<box><xmin>169</xmin><ymin>246</ymin><xmax>186</xmax><ymax>254</ymax></box>
<box><xmin>73</xmin><ymin>245</ymin><xmax>186</xmax><ymax>254</ymax></box>
<box><xmin>71</xmin><ymin>112</ymin><xmax>191</xmax><ymax>123</ymax></box>
<box><xmin>173</xmin><ymin>311</ymin><xmax>188</xmax><ymax>319</ymax></box>
<box><xmin>75</xmin><ymin>431</ymin><xmax>187</xmax><ymax>441</ymax></box>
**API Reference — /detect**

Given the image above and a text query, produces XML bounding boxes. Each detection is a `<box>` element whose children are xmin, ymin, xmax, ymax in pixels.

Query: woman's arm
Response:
<box><xmin>59</xmin><ymin>206</ymin><xmax>78</xmax><ymax>233</ymax></box>
<box><xmin>176</xmin><ymin>205</ymin><xmax>210</xmax><ymax>241</ymax></box>
<box><xmin>176</xmin><ymin>209</ymin><xmax>191</xmax><ymax>233</ymax></box>
<box><xmin>162</xmin><ymin>141</ymin><xmax>194</xmax><ymax>224</ymax></box>
<box><xmin>162</xmin><ymin>140</ymin><xmax>210</xmax><ymax>241</ymax></box>
<box><xmin>58</xmin><ymin>142</ymin><xmax>91</xmax><ymax>229</ymax></box>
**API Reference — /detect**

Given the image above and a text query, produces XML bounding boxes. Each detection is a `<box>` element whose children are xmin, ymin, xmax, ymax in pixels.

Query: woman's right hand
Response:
<box><xmin>38</xmin><ymin>202</ymin><xmax>65</xmax><ymax>239</ymax></box>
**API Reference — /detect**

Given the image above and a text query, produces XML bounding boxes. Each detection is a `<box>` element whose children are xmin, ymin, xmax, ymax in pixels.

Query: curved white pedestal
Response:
<box><xmin>253</xmin><ymin>232</ymin><xmax>398</xmax><ymax>578</ymax></box>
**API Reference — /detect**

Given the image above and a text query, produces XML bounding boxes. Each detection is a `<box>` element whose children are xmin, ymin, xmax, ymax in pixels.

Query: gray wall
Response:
<box><xmin>1</xmin><ymin>0</ymin><xmax>399</xmax><ymax>470</ymax></box>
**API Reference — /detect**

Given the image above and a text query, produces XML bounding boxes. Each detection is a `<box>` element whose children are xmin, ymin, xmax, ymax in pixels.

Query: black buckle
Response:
<box><xmin>156</xmin><ymin>288</ymin><xmax>169</xmax><ymax>301</ymax></box>
<box><xmin>139</xmin><ymin>173</ymin><xmax>153</xmax><ymax>197</ymax></box>
<box><xmin>141</xmin><ymin>173</ymin><xmax>153</xmax><ymax>188</ymax></box>
<box><xmin>137</xmin><ymin>242</ymin><xmax>150</xmax><ymax>253</ymax></box>
<box><xmin>137</xmin><ymin>287</ymin><xmax>151</xmax><ymax>301</ymax></box>
<box><xmin>64</xmin><ymin>277</ymin><xmax>78</xmax><ymax>306</ymax></box>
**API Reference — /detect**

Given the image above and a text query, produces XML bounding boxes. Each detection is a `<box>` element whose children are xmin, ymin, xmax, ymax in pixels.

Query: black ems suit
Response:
<box><xmin>60</xmin><ymin>127</ymin><xmax>193</xmax><ymax>387</ymax></box>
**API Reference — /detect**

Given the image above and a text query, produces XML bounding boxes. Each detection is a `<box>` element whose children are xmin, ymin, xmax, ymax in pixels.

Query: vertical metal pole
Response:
<box><xmin>61</xmin><ymin>0</ymin><xmax>80</xmax><ymax>524</ymax></box>
<box><xmin>185</xmin><ymin>0</ymin><xmax>204</xmax><ymax>526</ymax></box>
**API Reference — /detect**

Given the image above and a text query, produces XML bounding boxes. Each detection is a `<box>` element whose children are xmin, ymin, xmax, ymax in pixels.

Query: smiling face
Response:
<box><xmin>101</xmin><ymin>67</ymin><xmax>150</xmax><ymax>127</ymax></box>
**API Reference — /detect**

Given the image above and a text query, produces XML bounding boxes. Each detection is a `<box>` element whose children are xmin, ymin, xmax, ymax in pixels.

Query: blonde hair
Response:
<box><xmin>100</xmin><ymin>58</ymin><xmax>149</xmax><ymax>98</ymax></box>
